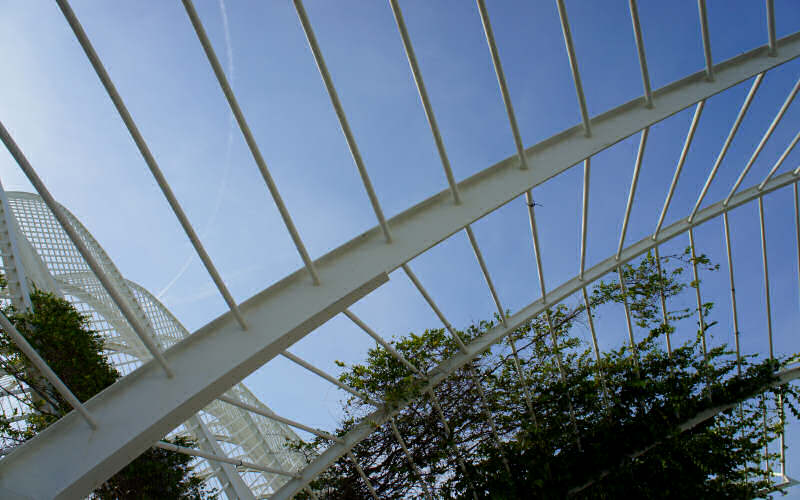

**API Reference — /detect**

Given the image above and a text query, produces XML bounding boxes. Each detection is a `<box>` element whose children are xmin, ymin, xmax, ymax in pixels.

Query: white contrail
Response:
<box><xmin>158</xmin><ymin>0</ymin><xmax>236</xmax><ymax>300</ymax></box>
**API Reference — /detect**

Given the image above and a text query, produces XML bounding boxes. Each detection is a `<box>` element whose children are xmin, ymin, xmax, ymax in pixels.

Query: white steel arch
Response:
<box><xmin>0</xmin><ymin>1</ymin><xmax>797</xmax><ymax>498</ymax></box>
<box><xmin>0</xmin><ymin>192</ymin><xmax>307</xmax><ymax>498</ymax></box>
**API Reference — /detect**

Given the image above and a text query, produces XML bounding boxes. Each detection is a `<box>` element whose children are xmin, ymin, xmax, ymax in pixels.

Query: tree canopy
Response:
<box><xmin>298</xmin><ymin>250</ymin><xmax>799</xmax><ymax>499</ymax></box>
<box><xmin>0</xmin><ymin>287</ymin><xmax>213</xmax><ymax>499</ymax></box>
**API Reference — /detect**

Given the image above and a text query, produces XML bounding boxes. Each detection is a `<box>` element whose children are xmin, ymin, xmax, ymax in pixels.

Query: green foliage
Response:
<box><xmin>0</xmin><ymin>289</ymin><xmax>119</xmax><ymax>438</ymax></box>
<box><xmin>0</xmin><ymin>289</ymin><xmax>214</xmax><ymax>499</ymax></box>
<box><xmin>299</xmin><ymin>249</ymin><xmax>798</xmax><ymax>499</ymax></box>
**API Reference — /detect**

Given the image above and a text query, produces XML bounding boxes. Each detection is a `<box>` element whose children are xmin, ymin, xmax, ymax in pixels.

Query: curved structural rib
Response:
<box><xmin>272</xmin><ymin>170</ymin><xmax>800</xmax><ymax>499</ymax></box>
<box><xmin>0</xmin><ymin>35</ymin><xmax>797</xmax><ymax>499</ymax></box>
<box><xmin>0</xmin><ymin>193</ymin><xmax>305</xmax><ymax>498</ymax></box>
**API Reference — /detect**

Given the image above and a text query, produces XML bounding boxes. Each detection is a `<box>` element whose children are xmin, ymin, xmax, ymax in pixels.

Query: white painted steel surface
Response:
<box><xmin>181</xmin><ymin>0</ymin><xmax>321</xmax><ymax>287</ymax></box>
<box><xmin>0</xmin><ymin>312</ymin><xmax>96</xmax><ymax>429</ymax></box>
<box><xmin>0</xmin><ymin>192</ymin><xmax>307</xmax><ymax>498</ymax></box>
<box><xmin>54</xmin><ymin>0</ymin><xmax>248</xmax><ymax>330</ymax></box>
<box><xmin>0</xmin><ymin>8</ymin><xmax>796</xmax><ymax>499</ymax></box>
<box><xmin>274</xmin><ymin>170</ymin><xmax>800</xmax><ymax>499</ymax></box>
<box><xmin>690</xmin><ymin>73</ymin><xmax>764</xmax><ymax>222</ymax></box>
<box><xmin>628</xmin><ymin>0</ymin><xmax>653</xmax><ymax>107</ymax></box>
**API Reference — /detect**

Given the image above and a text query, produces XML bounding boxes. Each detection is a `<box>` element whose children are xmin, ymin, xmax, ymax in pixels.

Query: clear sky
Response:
<box><xmin>1</xmin><ymin>0</ymin><xmax>800</xmax><ymax>492</ymax></box>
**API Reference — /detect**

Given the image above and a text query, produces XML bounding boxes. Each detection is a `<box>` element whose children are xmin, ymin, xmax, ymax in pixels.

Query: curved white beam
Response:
<box><xmin>0</xmin><ymin>34</ymin><xmax>798</xmax><ymax>500</ymax></box>
<box><xmin>272</xmin><ymin>170</ymin><xmax>800</xmax><ymax>499</ymax></box>
<box><xmin>1</xmin><ymin>195</ymin><xmax>306</xmax><ymax>497</ymax></box>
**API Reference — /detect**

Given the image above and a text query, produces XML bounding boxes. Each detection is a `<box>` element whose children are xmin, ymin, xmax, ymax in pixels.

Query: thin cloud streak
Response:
<box><xmin>158</xmin><ymin>0</ymin><xmax>236</xmax><ymax>300</ymax></box>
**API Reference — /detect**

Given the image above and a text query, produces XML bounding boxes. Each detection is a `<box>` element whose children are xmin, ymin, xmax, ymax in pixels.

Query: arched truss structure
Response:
<box><xmin>0</xmin><ymin>0</ymin><xmax>798</xmax><ymax>498</ymax></box>
<box><xmin>0</xmin><ymin>191</ymin><xmax>307</xmax><ymax>499</ymax></box>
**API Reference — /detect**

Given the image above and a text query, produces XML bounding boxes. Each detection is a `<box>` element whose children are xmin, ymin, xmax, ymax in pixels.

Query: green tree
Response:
<box><xmin>299</xmin><ymin>251</ymin><xmax>799</xmax><ymax>499</ymax></box>
<box><xmin>0</xmin><ymin>288</ymin><xmax>214</xmax><ymax>499</ymax></box>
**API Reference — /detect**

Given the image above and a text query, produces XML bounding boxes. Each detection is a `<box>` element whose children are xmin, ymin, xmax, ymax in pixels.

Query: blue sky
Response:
<box><xmin>2</xmin><ymin>0</ymin><xmax>800</xmax><ymax>490</ymax></box>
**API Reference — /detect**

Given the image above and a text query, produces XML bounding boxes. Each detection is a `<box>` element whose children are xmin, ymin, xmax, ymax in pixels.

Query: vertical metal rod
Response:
<box><xmin>476</xmin><ymin>0</ymin><xmax>551</xmax><ymax>317</ymax></box>
<box><xmin>653</xmin><ymin>100</ymin><xmax>705</xmax><ymax>239</ymax></box>
<box><xmin>759</xmin><ymin>197</ymin><xmax>774</xmax><ymax>359</ymax></box>
<box><xmin>795</xmin><ymin>183</ymin><xmax>800</xmax><ymax>309</ymax></box>
<box><xmin>389</xmin><ymin>0</ymin><xmax>460</xmax><ymax>203</ymax></box>
<box><xmin>428</xmin><ymin>391</ymin><xmax>456</xmax><ymax>449</ymax></box>
<box><xmin>0</xmin><ymin>120</ymin><xmax>173</xmax><ymax>377</ymax></box>
<box><xmin>155</xmin><ymin>441</ymin><xmax>297</xmax><ymax>477</ymax></box>
<box><xmin>344</xmin><ymin>309</ymin><xmax>421</xmax><ymax>376</ymax></box>
<box><xmin>779</xmin><ymin>393</ymin><xmax>786</xmax><ymax>477</ymax></box>
<box><xmin>628</xmin><ymin>0</ymin><xmax>653</xmax><ymax>107</ymax></box>
<box><xmin>766</xmin><ymin>0</ymin><xmax>777</xmax><ymax>56</ymax></box>
<box><xmin>618</xmin><ymin>129</ymin><xmax>648</xmax><ymax>258</ymax></box>
<box><xmin>654</xmin><ymin>246</ymin><xmax>671</xmax><ymax>356</ymax></box>
<box><xmin>468</xmin><ymin>365</ymin><xmax>512</xmax><ymax>475</ymax></box>
<box><xmin>365</xmin><ymin>330</ymin><xmax>473</xmax><ymax>491</ymax></box>
<box><xmin>579</xmin><ymin>159</ymin><xmax>590</xmax><ymax>279</ymax></box>
<box><xmin>725</xmin><ymin>77</ymin><xmax>800</xmax><ymax>205</ymax></box>
<box><xmin>722</xmin><ymin>212</ymin><xmax>742</xmax><ymax>375</ymax></box>
<box><xmin>401</xmin><ymin>264</ymin><xmax>468</xmax><ymax>352</ymax></box>
<box><xmin>0</xmin><ymin>312</ymin><xmax>96</xmax><ymax>429</ymax></box>
<box><xmin>427</xmin><ymin>391</ymin><xmax>479</xmax><ymax>500</ymax></box>
<box><xmin>463</xmin><ymin>225</ymin><xmax>537</xmax><ymax>416</ymax></box>
<box><xmin>55</xmin><ymin>0</ymin><xmax>247</xmax><ymax>329</ymax></box>
<box><xmin>759</xmin><ymin>131</ymin><xmax>800</xmax><ymax>190</ymax></box>
<box><xmin>464</xmin><ymin>226</ymin><xmax>505</xmax><ymax>324</ymax></box>
<box><xmin>784</xmin><ymin>198</ymin><xmax>800</xmax><ymax>474</ymax></box>
<box><xmin>688</xmin><ymin>228</ymin><xmax>708</xmax><ymax>360</ymax></box>
<box><xmin>280</xmin><ymin>351</ymin><xmax>377</xmax><ymax>405</ymax></box>
<box><xmin>545</xmin><ymin>309</ymin><xmax>582</xmax><ymax>450</ymax></box>
<box><xmin>617</xmin><ymin>266</ymin><xmax>640</xmax><ymax>369</ymax></box>
<box><xmin>525</xmin><ymin>197</ymin><xmax>548</xmax><ymax>300</ymax></box>
<box><xmin>293</xmin><ymin>0</ymin><xmax>392</xmax><ymax>242</ymax></box>
<box><xmin>697</xmin><ymin>0</ymin><xmax>714</xmax><ymax>80</ymax></box>
<box><xmin>756</xmin><ymin>199</ymin><xmax>772</xmax><ymax>489</ymax></box>
<box><xmin>581</xmin><ymin>288</ymin><xmax>602</xmax><ymax>366</ymax></box>
<box><xmin>523</xmin><ymin>190</ymin><xmax>580</xmax><ymax>442</ymax></box>
<box><xmin>690</xmin><ymin>74</ymin><xmax>764</xmax><ymax>221</ymax></box>
<box><xmin>388</xmin><ymin>0</ymin><xmax>536</xmax><ymax>430</ymax></box>
<box><xmin>477</xmin><ymin>0</ymin><xmax>552</xmax><ymax>319</ymax></box>
<box><xmin>521</xmin><ymin>178</ymin><xmax>579</xmax><ymax>442</ymax></box>
<box><xmin>217</xmin><ymin>395</ymin><xmax>343</xmax><ymax>444</ymax></box>
<box><xmin>368</xmin><ymin>334</ymin><xmax>467</xmax><ymax>498</ymax></box>
<box><xmin>182</xmin><ymin>0</ymin><xmax>320</xmax><ymax>285</ymax></box>
<box><xmin>401</xmin><ymin>264</ymin><xmax>510</xmax><ymax>471</ymax></box>
<box><xmin>389</xmin><ymin>418</ymin><xmax>434</xmax><ymax>500</ymax></box>
<box><xmin>581</xmin><ymin>287</ymin><xmax>609</xmax><ymax>405</ymax></box>
<box><xmin>762</xmin><ymin>394</ymin><xmax>770</xmax><ymax>474</ymax></box>
<box><xmin>505</xmin><ymin>334</ymin><xmax>536</xmax><ymax>418</ymax></box>
<box><xmin>476</xmin><ymin>0</ymin><xmax>529</xmax><ymax>169</ymax></box>
<box><xmin>361</xmin><ymin>12</ymin><xmax>539</xmax><ymax>465</ymax></box>
<box><xmin>347</xmin><ymin>452</ymin><xmax>379</xmax><ymax>500</ymax></box>
<box><xmin>555</xmin><ymin>0</ymin><xmax>592</xmax><ymax>135</ymax></box>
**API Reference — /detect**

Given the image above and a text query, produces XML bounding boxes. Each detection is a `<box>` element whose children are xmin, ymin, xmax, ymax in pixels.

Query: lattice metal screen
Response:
<box><xmin>0</xmin><ymin>192</ymin><xmax>307</xmax><ymax>498</ymax></box>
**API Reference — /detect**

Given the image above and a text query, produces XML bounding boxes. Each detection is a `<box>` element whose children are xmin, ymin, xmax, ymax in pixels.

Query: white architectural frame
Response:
<box><xmin>0</xmin><ymin>2</ymin><xmax>796</xmax><ymax>498</ymax></box>
<box><xmin>0</xmin><ymin>192</ymin><xmax>308</xmax><ymax>498</ymax></box>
